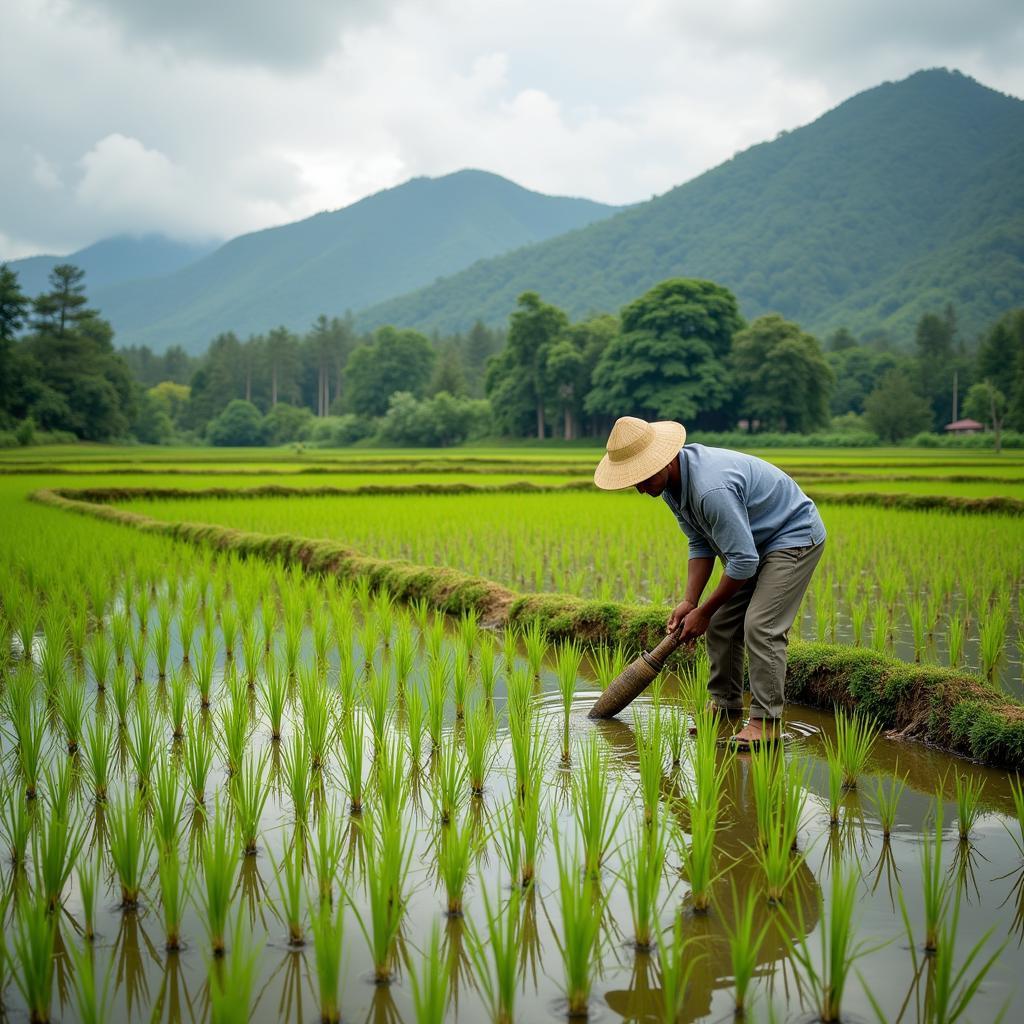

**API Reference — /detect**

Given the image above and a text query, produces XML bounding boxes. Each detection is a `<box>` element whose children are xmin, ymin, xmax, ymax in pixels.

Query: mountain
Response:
<box><xmin>357</xmin><ymin>70</ymin><xmax>1024</xmax><ymax>344</ymax></box>
<box><xmin>86</xmin><ymin>170</ymin><xmax>620</xmax><ymax>354</ymax></box>
<box><xmin>5</xmin><ymin>235</ymin><xmax>215</xmax><ymax>299</ymax></box>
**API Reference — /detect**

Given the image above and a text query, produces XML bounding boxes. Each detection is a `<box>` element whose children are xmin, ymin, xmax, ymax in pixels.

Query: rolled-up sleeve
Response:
<box><xmin>699</xmin><ymin>487</ymin><xmax>760</xmax><ymax>579</ymax></box>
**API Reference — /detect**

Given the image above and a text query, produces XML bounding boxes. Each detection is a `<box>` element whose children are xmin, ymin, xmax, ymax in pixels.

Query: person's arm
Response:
<box><xmin>666</xmin><ymin>557</ymin><xmax>715</xmax><ymax>632</ymax></box>
<box><xmin>678</xmin><ymin>487</ymin><xmax>760</xmax><ymax>641</ymax></box>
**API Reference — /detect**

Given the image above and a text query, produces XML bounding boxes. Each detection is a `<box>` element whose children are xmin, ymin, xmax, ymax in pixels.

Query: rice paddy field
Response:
<box><xmin>2</xmin><ymin>443</ymin><xmax>1024</xmax><ymax>1024</ymax></box>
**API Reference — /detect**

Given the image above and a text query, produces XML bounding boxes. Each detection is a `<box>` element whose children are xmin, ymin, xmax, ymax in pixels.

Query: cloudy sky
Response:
<box><xmin>3</xmin><ymin>0</ymin><xmax>1023</xmax><ymax>258</ymax></box>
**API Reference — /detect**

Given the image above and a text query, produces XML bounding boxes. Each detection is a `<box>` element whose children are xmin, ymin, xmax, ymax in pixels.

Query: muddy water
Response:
<box><xmin>5</xmin><ymin>612</ymin><xmax>1023</xmax><ymax>1024</ymax></box>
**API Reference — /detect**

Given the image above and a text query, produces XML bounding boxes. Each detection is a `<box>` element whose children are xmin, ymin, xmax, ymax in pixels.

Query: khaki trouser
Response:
<box><xmin>705</xmin><ymin>540</ymin><xmax>825</xmax><ymax>721</ymax></box>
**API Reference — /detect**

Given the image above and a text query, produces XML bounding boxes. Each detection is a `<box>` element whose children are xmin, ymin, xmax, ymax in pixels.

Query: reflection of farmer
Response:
<box><xmin>594</xmin><ymin>417</ymin><xmax>826</xmax><ymax>749</ymax></box>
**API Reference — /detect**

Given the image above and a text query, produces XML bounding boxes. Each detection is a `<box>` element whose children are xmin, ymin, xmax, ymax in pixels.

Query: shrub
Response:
<box><xmin>262</xmin><ymin>402</ymin><xmax>313</xmax><ymax>445</ymax></box>
<box><xmin>206</xmin><ymin>400</ymin><xmax>266</xmax><ymax>446</ymax></box>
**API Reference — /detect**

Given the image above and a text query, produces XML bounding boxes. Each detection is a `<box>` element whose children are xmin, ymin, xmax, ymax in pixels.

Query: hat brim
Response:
<box><xmin>593</xmin><ymin>421</ymin><xmax>686</xmax><ymax>490</ymax></box>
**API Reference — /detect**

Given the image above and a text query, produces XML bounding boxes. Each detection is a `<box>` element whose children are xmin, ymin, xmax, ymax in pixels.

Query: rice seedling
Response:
<box><xmin>831</xmin><ymin>709</ymin><xmax>880</xmax><ymax>789</ymax></box>
<box><xmin>463</xmin><ymin>700</ymin><xmax>495</xmax><ymax>796</ymax></box>
<box><xmin>311</xmin><ymin>894</ymin><xmax>346</xmax><ymax>1023</ymax></box>
<box><xmin>452</xmin><ymin>644</ymin><xmax>472</xmax><ymax>719</ymax></box>
<box><xmin>198</xmin><ymin>799</ymin><xmax>240</xmax><ymax>955</ymax></box>
<box><xmin>10</xmin><ymin>893</ymin><xmax>56</xmax><ymax>1024</ymax></box>
<box><xmin>426</xmin><ymin>652</ymin><xmax>449</xmax><ymax>749</ymax></box>
<box><xmin>1007</xmin><ymin>774</ymin><xmax>1024</xmax><ymax>857</ymax></box>
<box><xmin>358</xmin><ymin>615</ymin><xmax>378</xmax><ymax>668</ymax></box>
<box><xmin>781</xmin><ymin>756</ymin><xmax>811</xmax><ymax>851</ymax></box>
<box><xmin>555</xmin><ymin>639</ymin><xmax>584</xmax><ymax>762</ymax></box>
<box><xmin>271</xmin><ymin>837</ymin><xmax>306</xmax><ymax>945</ymax></box>
<box><xmin>363</xmin><ymin>663</ymin><xmax>394</xmax><ymax>749</ymax></box>
<box><xmin>392</xmin><ymin>614</ymin><xmax>416</xmax><ymax>689</ymax></box>
<box><xmin>466</xmin><ymin>881</ymin><xmax>521</xmax><ymax>1024</ymax></box>
<box><xmin>824</xmin><ymin>744</ymin><xmax>844</xmax><ymax>827</ymax></box>
<box><xmin>311</xmin><ymin>802</ymin><xmax>346</xmax><ymax>904</ymax></box>
<box><xmin>851</xmin><ymin>599</ymin><xmax>868</xmax><ymax>646</ymax></box>
<box><xmin>870</xmin><ymin>764</ymin><xmax>906</xmax><ymax>839</ymax></box>
<box><xmin>39</xmin><ymin>624</ymin><xmax>66</xmax><ymax>698</ymax></box>
<box><xmin>2</xmin><ymin>780</ymin><xmax>32</xmax><ymax>865</ymax></box>
<box><xmin>517</xmin><ymin>774</ymin><xmax>546</xmax><ymax>888</ymax></box>
<box><xmin>405</xmin><ymin>682</ymin><xmax>426</xmax><ymax>770</ymax></box>
<box><xmin>85</xmin><ymin>630</ymin><xmax>112</xmax><ymax>691</ymax></box>
<box><xmin>158</xmin><ymin>847</ymin><xmax>191</xmax><ymax>951</ymax></box>
<box><xmin>676</xmin><ymin>791</ymin><xmax>720</xmax><ymax>914</ymax></box>
<box><xmin>167</xmin><ymin>667</ymin><xmax>188</xmax><ymax>740</ymax></box>
<box><xmin>195</xmin><ymin>632</ymin><xmax>216</xmax><ymax>709</ymax></box>
<box><xmin>351</xmin><ymin>811</ymin><xmax>412</xmax><ymax>983</ymax></box>
<box><xmin>458</xmin><ymin>608</ymin><xmax>480</xmax><ymax>656</ymax></box>
<box><xmin>424</xmin><ymin>614</ymin><xmax>446</xmax><ymax>665</ymax></box>
<box><xmin>724</xmin><ymin>883</ymin><xmax>771</xmax><ymax>1017</ymax></box>
<box><xmin>373</xmin><ymin>589</ymin><xmax>396</xmax><ymax>648</ymax></box>
<box><xmin>153</xmin><ymin>603</ymin><xmax>172</xmax><ymax>678</ymax></box>
<box><xmin>184</xmin><ymin>710</ymin><xmax>214</xmax><ymax>806</ymax></box>
<box><xmin>207</xmin><ymin>912</ymin><xmax>262</xmax><ymax>1024</ymax></box>
<box><xmin>748</xmin><ymin>739</ymin><xmax>784</xmax><ymax>847</ymax></box>
<box><xmin>783</xmin><ymin>864</ymin><xmax>877</xmax><ymax>1023</ymax></box>
<box><xmin>282</xmin><ymin>730</ymin><xmax>312</xmax><ymax>831</ymax></box>
<box><xmin>372</xmin><ymin>729</ymin><xmax>409</xmax><ymax>822</ymax></box>
<box><xmin>78</xmin><ymin>851</ymin><xmax>99</xmax><ymax>941</ymax></box>
<box><xmin>908</xmin><ymin>597</ymin><xmax>926</xmax><ymax>661</ymax></box>
<box><xmin>79</xmin><ymin>713</ymin><xmax>111</xmax><ymax>804</ymax></box>
<box><xmin>311</xmin><ymin>603</ymin><xmax>331</xmax><ymax>666</ymax></box>
<box><xmin>255</xmin><ymin>658</ymin><xmax>286</xmax><ymax>745</ymax></box>
<box><xmin>110</xmin><ymin>661</ymin><xmax>133</xmax><ymax>729</ymax></box>
<box><xmin>522</xmin><ymin>618</ymin><xmax>547</xmax><ymax>679</ymax></box>
<box><xmin>340</xmin><ymin>713</ymin><xmax>365</xmax><ymax>813</ymax></box>
<box><xmin>35</xmin><ymin>782</ymin><xmax>85</xmax><ymax>912</ymax></box>
<box><xmin>220</xmin><ymin>602</ymin><xmax>238</xmax><ymax>660</ymax></box>
<box><xmin>299</xmin><ymin>667</ymin><xmax>335</xmax><ymax>771</ymax></box>
<box><xmin>947</xmin><ymin>610</ymin><xmax>965</xmax><ymax>668</ymax></box>
<box><xmin>591</xmin><ymin>642</ymin><xmax>627</xmax><ymax>693</ymax></box>
<box><xmin>151</xmin><ymin>755</ymin><xmax>187</xmax><ymax>855</ymax></box>
<box><xmin>980</xmin><ymin>605</ymin><xmax>1007</xmax><ymax>683</ymax></box>
<box><xmin>665</xmin><ymin>706</ymin><xmax>687</xmax><ymax>768</ymax></box>
<box><xmin>178</xmin><ymin>584</ymin><xmax>199</xmax><ymax>664</ymax></box>
<box><xmin>573</xmin><ymin>734</ymin><xmax>626</xmax><ymax>877</ymax></box>
<box><xmin>478</xmin><ymin>632</ymin><xmax>498</xmax><ymax>701</ymax></box>
<box><xmin>107</xmin><ymin>784</ymin><xmax>153</xmax><ymax>907</ymax></box>
<box><xmin>128</xmin><ymin>687</ymin><xmax>159</xmax><ymax>790</ymax></box>
<box><xmin>437</xmin><ymin>811</ymin><xmax>477</xmax><ymax>915</ymax></box>
<box><xmin>231</xmin><ymin>751</ymin><xmax>271</xmax><ymax>855</ymax></box>
<box><xmin>508</xmin><ymin>710</ymin><xmax>547</xmax><ymax>807</ymax></box>
<box><xmin>218</xmin><ymin>687</ymin><xmax>251</xmax><ymax>778</ymax></box>
<box><xmin>242</xmin><ymin>623</ymin><xmax>265</xmax><ymax>686</ymax></box>
<box><xmin>952</xmin><ymin>770</ymin><xmax>985</xmax><ymax>842</ymax></box>
<box><xmin>552</xmin><ymin>828</ymin><xmax>606</xmax><ymax>1017</ymax></box>
<box><xmin>871</xmin><ymin>604</ymin><xmax>889</xmax><ymax>654</ymax></box>
<box><xmin>433</xmin><ymin>740</ymin><xmax>468</xmax><ymax>826</ymax></box>
<box><xmin>128</xmin><ymin>627</ymin><xmax>148</xmax><ymax>682</ymax></box>
<box><xmin>920</xmin><ymin>799</ymin><xmax>952</xmax><ymax>953</ymax></box>
<box><xmin>409</xmin><ymin>922</ymin><xmax>449</xmax><ymax>1024</ymax></box>
<box><xmin>622</xmin><ymin>812</ymin><xmax>667</xmax><ymax>950</ymax></box>
<box><xmin>12</xmin><ymin>695</ymin><xmax>47</xmax><ymax>800</ymax></box>
<box><xmin>752</xmin><ymin>792</ymin><xmax>805</xmax><ymax>904</ymax></box>
<box><xmin>635</xmin><ymin>709</ymin><xmax>664</xmax><ymax>825</ymax></box>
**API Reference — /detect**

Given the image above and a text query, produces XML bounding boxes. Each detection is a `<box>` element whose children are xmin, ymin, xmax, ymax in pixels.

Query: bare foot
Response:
<box><xmin>732</xmin><ymin>719</ymin><xmax>782</xmax><ymax>744</ymax></box>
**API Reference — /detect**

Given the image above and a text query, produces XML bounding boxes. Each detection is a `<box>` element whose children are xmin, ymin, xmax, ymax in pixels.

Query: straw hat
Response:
<box><xmin>593</xmin><ymin>416</ymin><xmax>686</xmax><ymax>490</ymax></box>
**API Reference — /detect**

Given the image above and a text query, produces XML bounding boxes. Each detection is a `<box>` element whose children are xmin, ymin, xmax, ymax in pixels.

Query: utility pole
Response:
<box><xmin>952</xmin><ymin>369</ymin><xmax>958</xmax><ymax>422</ymax></box>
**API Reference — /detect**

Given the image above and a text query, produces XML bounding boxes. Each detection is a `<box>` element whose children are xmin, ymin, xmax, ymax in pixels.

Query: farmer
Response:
<box><xmin>593</xmin><ymin>416</ymin><xmax>826</xmax><ymax>749</ymax></box>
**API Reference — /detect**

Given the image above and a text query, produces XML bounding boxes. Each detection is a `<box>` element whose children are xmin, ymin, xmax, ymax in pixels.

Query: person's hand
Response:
<box><xmin>667</xmin><ymin>600</ymin><xmax>696</xmax><ymax>633</ymax></box>
<box><xmin>680</xmin><ymin>606</ymin><xmax>711</xmax><ymax>642</ymax></box>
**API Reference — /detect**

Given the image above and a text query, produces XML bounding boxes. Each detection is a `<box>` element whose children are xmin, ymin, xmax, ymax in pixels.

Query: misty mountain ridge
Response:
<box><xmin>358</xmin><ymin>68</ymin><xmax>1024</xmax><ymax>345</ymax></box>
<box><xmin>77</xmin><ymin>170</ymin><xmax>621</xmax><ymax>354</ymax></box>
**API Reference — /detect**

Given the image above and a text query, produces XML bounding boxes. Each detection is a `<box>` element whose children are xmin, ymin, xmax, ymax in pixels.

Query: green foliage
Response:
<box><xmin>731</xmin><ymin>313</ymin><xmax>834</xmax><ymax>432</ymax></box>
<box><xmin>206</xmin><ymin>399</ymin><xmax>266</xmax><ymax>446</ymax></box>
<box><xmin>344</xmin><ymin>325</ymin><xmax>435</xmax><ymax>417</ymax></box>
<box><xmin>864</xmin><ymin>369</ymin><xmax>933</xmax><ymax>441</ymax></box>
<box><xmin>586</xmin><ymin>278</ymin><xmax>741</xmax><ymax>424</ymax></box>
<box><xmin>377</xmin><ymin>390</ymin><xmax>491</xmax><ymax>447</ymax></box>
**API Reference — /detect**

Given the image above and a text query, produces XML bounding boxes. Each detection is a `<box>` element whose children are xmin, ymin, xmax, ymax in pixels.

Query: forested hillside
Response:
<box><xmin>85</xmin><ymin>171</ymin><xmax>619</xmax><ymax>354</ymax></box>
<box><xmin>359</xmin><ymin>70</ymin><xmax>1024</xmax><ymax>344</ymax></box>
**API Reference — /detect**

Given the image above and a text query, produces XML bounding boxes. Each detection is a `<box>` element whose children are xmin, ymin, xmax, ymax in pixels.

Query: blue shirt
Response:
<box><xmin>661</xmin><ymin>444</ymin><xmax>826</xmax><ymax>580</ymax></box>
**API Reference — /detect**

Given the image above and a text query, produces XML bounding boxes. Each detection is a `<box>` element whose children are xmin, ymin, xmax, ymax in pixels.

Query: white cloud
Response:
<box><xmin>1</xmin><ymin>0</ymin><xmax>1022</xmax><ymax>258</ymax></box>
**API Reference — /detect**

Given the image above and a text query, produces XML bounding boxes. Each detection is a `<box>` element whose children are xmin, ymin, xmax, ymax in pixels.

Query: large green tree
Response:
<box><xmin>0</xmin><ymin>265</ymin><xmax>29</xmax><ymax>419</ymax></box>
<box><xmin>344</xmin><ymin>325</ymin><xmax>435</xmax><ymax>417</ymax></box>
<box><xmin>585</xmin><ymin>278</ymin><xmax>741</xmax><ymax>425</ymax></box>
<box><xmin>504</xmin><ymin>292</ymin><xmax>569</xmax><ymax>439</ymax></box>
<box><xmin>731</xmin><ymin>314</ymin><xmax>834</xmax><ymax>432</ymax></box>
<box><xmin>975</xmin><ymin>309</ymin><xmax>1024</xmax><ymax>402</ymax></box>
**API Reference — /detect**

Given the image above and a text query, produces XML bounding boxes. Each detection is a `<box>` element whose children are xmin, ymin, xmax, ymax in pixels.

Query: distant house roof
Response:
<box><xmin>944</xmin><ymin>418</ymin><xmax>984</xmax><ymax>431</ymax></box>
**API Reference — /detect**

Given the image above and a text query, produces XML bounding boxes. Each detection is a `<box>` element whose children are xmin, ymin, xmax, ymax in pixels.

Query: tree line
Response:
<box><xmin>1</xmin><ymin>262</ymin><xmax>1022</xmax><ymax>447</ymax></box>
